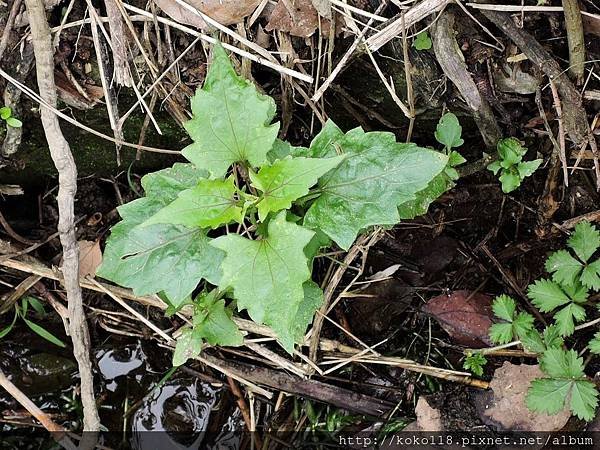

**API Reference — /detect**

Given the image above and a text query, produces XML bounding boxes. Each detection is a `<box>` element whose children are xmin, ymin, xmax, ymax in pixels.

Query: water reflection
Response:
<box><xmin>131</xmin><ymin>378</ymin><xmax>240</xmax><ymax>450</ymax></box>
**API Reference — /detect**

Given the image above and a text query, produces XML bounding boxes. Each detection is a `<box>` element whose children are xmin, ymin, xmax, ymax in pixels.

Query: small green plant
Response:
<box><xmin>97</xmin><ymin>43</ymin><xmax>455</xmax><ymax>366</ymax></box>
<box><xmin>463</xmin><ymin>351</ymin><xmax>487</xmax><ymax>376</ymax></box>
<box><xmin>485</xmin><ymin>221</ymin><xmax>600</xmax><ymax>421</ymax></box>
<box><xmin>413</xmin><ymin>32</ymin><xmax>432</xmax><ymax>51</ymax></box>
<box><xmin>527</xmin><ymin>348</ymin><xmax>597</xmax><ymax>420</ymax></box>
<box><xmin>399</xmin><ymin>112</ymin><xmax>466</xmax><ymax>219</ymax></box>
<box><xmin>489</xmin><ymin>294</ymin><xmax>534</xmax><ymax>344</ymax></box>
<box><xmin>487</xmin><ymin>137</ymin><xmax>542</xmax><ymax>193</ymax></box>
<box><xmin>545</xmin><ymin>221</ymin><xmax>600</xmax><ymax>290</ymax></box>
<box><xmin>0</xmin><ymin>106</ymin><xmax>22</xmax><ymax>128</ymax></box>
<box><xmin>0</xmin><ymin>295</ymin><xmax>66</xmax><ymax>347</ymax></box>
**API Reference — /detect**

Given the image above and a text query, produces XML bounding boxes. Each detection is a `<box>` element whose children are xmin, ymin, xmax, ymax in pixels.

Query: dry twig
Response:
<box><xmin>24</xmin><ymin>0</ymin><xmax>101</xmax><ymax>434</ymax></box>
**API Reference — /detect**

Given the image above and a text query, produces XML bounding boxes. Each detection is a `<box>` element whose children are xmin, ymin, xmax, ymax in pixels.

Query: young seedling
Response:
<box><xmin>97</xmin><ymin>42</ymin><xmax>452</xmax><ymax>365</ymax></box>
<box><xmin>488</xmin><ymin>294</ymin><xmax>534</xmax><ymax>344</ymax></box>
<box><xmin>0</xmin><ymin>295</ymin><xmax>66</xmax><ymax>347</ymax></box>
<box><xmin>413</xmin><ymin>32</ymin><xmax>432</xmax><ymax>51</ymax></box>
<box><xmin>0</xmin><ymin>106</ymin><xmax>23</xmax><ymax>128</ymax></box>
<box><xmin>487</xmin><ymin>138</ymin><xmax>542</xmax><ymax>193</ymax></box>
<box><xmin>399</xmin><ymin>112</ymin><xmax>466</xmax><ymax>219</ymax></box>
<box><xmin>526</xmin><ymin>348</ymin><xmax>598</xmax><ymax>421</ymax></box>
<box><xmin>463</xmin><ymin>351</ymin><xmax>487</xmax><ymax>376</ymax></box>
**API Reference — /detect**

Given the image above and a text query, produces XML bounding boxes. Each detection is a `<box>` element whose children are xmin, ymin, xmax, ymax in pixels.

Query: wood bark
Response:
<box><xmin>24</xmin><ymin>0</ymin><xmax>101</xmax><ymax>435</ymax></box>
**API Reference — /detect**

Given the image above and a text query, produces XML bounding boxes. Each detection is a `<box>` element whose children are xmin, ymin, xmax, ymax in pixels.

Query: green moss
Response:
<box><xmin>0</xmin><ymin>98</ymin><xmax>189</xmax><ymax>186</ymax></box>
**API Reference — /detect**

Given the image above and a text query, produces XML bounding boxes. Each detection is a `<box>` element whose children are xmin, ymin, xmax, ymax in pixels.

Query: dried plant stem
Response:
<box><xmin>549</xmin><ymin>80</ymin><xmax>569</xmax><ymax>186</ymax></box>
<box><xmin>562</xmin><ymin>0</ymin><xmax>585</xmax><ymax>84</ymax></box>
<box><xmin>24</xmin><ymin>0</ymin><xmax>100</xmax><ymax>435</ymax></box>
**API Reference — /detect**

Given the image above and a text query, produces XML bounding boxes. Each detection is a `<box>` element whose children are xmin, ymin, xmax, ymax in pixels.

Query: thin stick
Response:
<box><xmin>122</xmin><ymin>3</ymin><xmax>312</xmax><ymax>83</ymax></box>
<box><xmin>169</xmin><ymin>0</ymin><xmax>279</xmax><ymax>65</ymax></box>
<box><xmin>365</xmin><ymin>46</ymin><xmax>412</xmax><ymax>118</ymax></box>
<box><xmin>549</xmin><ymin>80</ymin><xmax>569</xmax><ymax>186</ymax></box>
<box><xmin>402</xmin><ymin>13</ymin><xmax>415</xmax><ymax>141</ymax></box>
<box><xmin>227</xmin><ymin>376</ymin><xmax>259</xmax><ymax>444</ymax></box>
<box><xmin>87</xmin><ymin>277</ymin><xmax>172</xmax><ymax>342</ymax></box>
<box><xmin>119</xmin><ymin>35</ymin><xmax>200</xmax><ymax>126</ymax></box>
<box><xmin>311</xmin><ymin>1</ymin><xmax>388</xmax><ymax>102</ymax></box>
<box><xmin>0</xmin><ymin>370</ymin><xmax>77</xmax><ymax>450</ymax></box>
<box><xmin>25</xmin><ymin>0</ymin><xmax>101</xmax><ymax>434</ymax></box>
<box><xmin>367</xmin><ymin>0</ymin><xmax>450</xmax><ymax>52</ymax></box>
<box><xmin>86</xmin><ymin>0</ymin><xmax>121</xmax><ymax>161</ymax></box>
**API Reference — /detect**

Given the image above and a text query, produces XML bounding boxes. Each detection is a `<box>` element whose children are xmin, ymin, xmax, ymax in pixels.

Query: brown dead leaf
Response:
<box><xmin>266</xmin><ymin>0</ymin><xmax>329</xmax><ymax>37</ymax></box>
<box><xmin>55</xmin><ymin>71</ymin><xmax>103</xmax><ymax>110</ymax></box>
<box><xmin>474</xmin><ymin>362</ymin><xmax>570</xmax><ymax>431</ymax></box>
<box><xmin>422</xmin><ymin>290</ymin><xmax>493</xmax><ymax>347</ymax></box>
<box><xmin>154</xmin><ymin>0</ymin><xmax>262</xmax><ymax>30</ymax></box>
<box><xmin>78</xmin><ymin>240</ymin><xmax>102</xmax><ymax>278</ymax></box>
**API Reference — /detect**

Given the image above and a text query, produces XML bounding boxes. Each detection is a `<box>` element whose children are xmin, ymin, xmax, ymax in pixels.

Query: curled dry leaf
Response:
<box><xmin>154</xmin><ymin>0</ymin><xmax>262</xmax><ymax>30</ymax></box>
<box><xmin>54</xmin><ymin>71</ymin><xmax>103</xmax><ymax>110</ymax></box>
<box><xmin>422</xmin><ymin>290</ymin><xmax>493</xmax><ymax>347</ymax></box>
<box><xmin>474</xmin><ymin>362</ymin><xmax>570</xmax><ymax>432</ymax></box>
<box><xmin>78</xmin><ymin>240</ymin><xmax>103</xmax><ymax>278</ymax></box>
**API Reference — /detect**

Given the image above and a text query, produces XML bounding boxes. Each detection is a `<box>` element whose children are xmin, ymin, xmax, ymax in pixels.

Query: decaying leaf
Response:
<box><xmin>55</xmin><ymin>71</ymin><xmax>103</xmax><ymax>110</ymax></box>
<box><xmin>266</xmin><ymin>0</ymin><xmax>332</xmax><ymax>37</ymax></box>
<box><xmin>78</xmin><ymin>240</ymin><xmax>103</xmax><ymax>277</ymax></box>
<box><xmin>422</xmin><ymin>290</ymin><xmax>494</xmax><ymax>347</ymax></box>
<box><xmin>474</xmin><ymin>362</ymin><xmax>571</xmax><ymax>431</ymax></box>
<box><xmin>154</xmin><ymin>0</ymin><xmax>262</xmax><ymax>30</ymax></box>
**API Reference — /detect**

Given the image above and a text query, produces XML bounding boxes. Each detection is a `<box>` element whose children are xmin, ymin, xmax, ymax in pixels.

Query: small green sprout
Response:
<box><xmin>0</xmin><ymin>106</ymin><xmax>23</xmax><ymax>128</ymax></box>
<box><xmin>413</xmin><ymin>32</ymin><xmax>432</xmax><ymax>51</ymax></box>
<box><xmin>487</xmin><ymin>138</ymin><xmax>542</xmax><ymax>193</ymax></box>
<box><xmin>463</xmin><ymin>351</ymin><xmax>487</xmax><ymax>376</ymax></box>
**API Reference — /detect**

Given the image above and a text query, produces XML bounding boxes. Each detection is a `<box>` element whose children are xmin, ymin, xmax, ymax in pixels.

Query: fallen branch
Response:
<box><xmin>24</xmin><ymin>0</ymin><xmax>100</xmax><ymax>436</ymax></box>
<box><xmin>431</xmin><ymin>10</ymin><xmax>501</xmax><ymax>149</ymax></box>
<box><xmin>0</xmin><ymin>249</ymin><xmax>485</xmax><ymax>389</ymax></box>
<box><xmin>199</xmin><ymin>354</ymin><xmax>394</xmax><ymax>417</ymax></box>
<box><xmin>366</xmin><ymin>0</ymin><xmax>451</xmax><ymax>52</ymax></box>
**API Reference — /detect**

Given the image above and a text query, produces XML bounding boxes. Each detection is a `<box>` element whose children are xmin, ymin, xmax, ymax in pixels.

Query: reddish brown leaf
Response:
<box><xmin>422</xmin><ymin>290</ymin><xmax>493</xmax><ymax>347</ymax></box>
<box><xmin>154</xmin><ymin>0</ymin><xmax>262</xmax><ymax>30</ymax></box>
<box><xmin>266</xmin><ymin>0</ymin><xmax>330</xmax><ymax>38</ymax></box>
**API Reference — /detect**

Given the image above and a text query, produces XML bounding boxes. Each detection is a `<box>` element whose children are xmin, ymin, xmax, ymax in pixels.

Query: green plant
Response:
<box><xmin>463</xmin><ymin>351</ymin><xmax>487</xmax><ymax>376</ymax></box>
<box><xmin>526</xmin><ymin>348</ymin><xmax>597</xmax><ymax>420</ymax></box>
<box><xmin>0</xmin><ymin>295</ymin><xmax>66</xmax><ymax>347</ymax></box>
<box><xmin>545</xmin><ymin>221</ymin><xmax>600</xmax><ymax>289</ymax></box>
<box><xmin>96</xmin><ymin>42</ymin><xmax>452</xmax><ymax>365</ymax></box>
<box><xmin>487</xmin><ymin>137</ymin><xmax>542</xmax><ymax>193</ymax></box>
<box><xmin>399</xmin><ymin>112</ymin><xmax>466</xmax><ymax>219</ymax></box>
<box><xmin>486</xmin><ymin>221</ymin><xmax>600</xmax><ymax>420</ymax></box>
<box><xmin>413</xmin><ymin>32</ymin><xmax>432</xmax><ymax>51</ymax></box>
<box><xmin>0</xmin><ymin>106</ymin><xmax>22</xmax><ymax>128</ymax></box>
<box><xmin>489</xmin><ymin>294</ymin><xmax>534</xmax><ymax>344</ymax></box>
